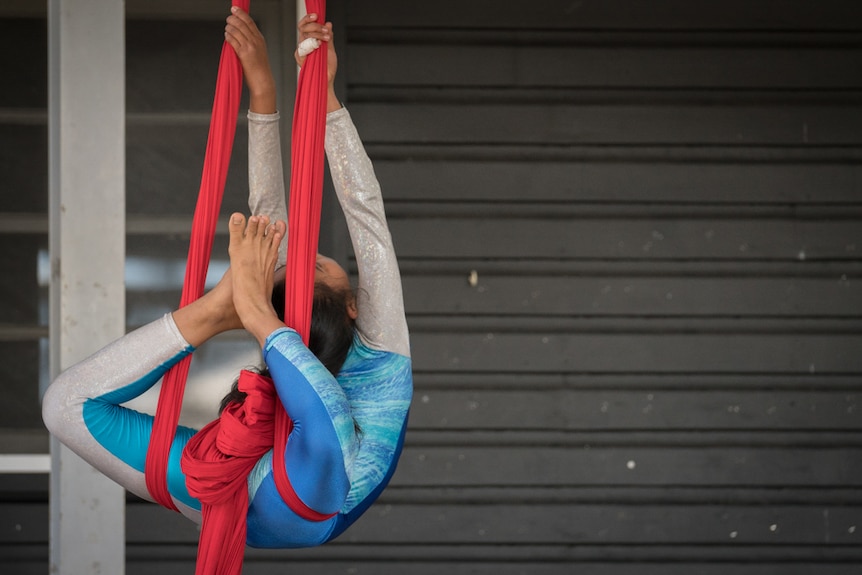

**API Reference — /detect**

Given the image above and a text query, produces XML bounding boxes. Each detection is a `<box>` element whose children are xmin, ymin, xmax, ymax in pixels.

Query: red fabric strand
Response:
<box><xmin>144</xmin><ymin>0</ymin><xmax>249</xmax><ymax>512</ymax></box>
<box><xmin>275</xmin><ymin>0</ymin><xmax>330</xmax><ymax>516</ymax></box>
<box><xmin>182</xmin><ymin>371</ymin><xmax>277</xmax><ymax>575</ymax></box>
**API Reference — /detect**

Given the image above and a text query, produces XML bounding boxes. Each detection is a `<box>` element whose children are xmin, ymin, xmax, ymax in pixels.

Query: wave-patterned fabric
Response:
<box><xmin>338</xmin><ymin>337</ymin><xmax>413</xmax><ymax>511</ymax></box>
<box><xmin>247</xmin><ymin>331</ymin><xmax>412</xmax><ymax>514</ymax></box>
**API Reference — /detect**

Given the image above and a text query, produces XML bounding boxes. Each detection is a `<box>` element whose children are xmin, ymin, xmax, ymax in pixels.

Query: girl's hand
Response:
<box><xmin>295</xmin><ymin>13</ymin><xmax>337</xmax><ymax>87</ymax></box>
<box><xmin>226</xmin><ymin>6</ymin><xmax>276</xmax><ymax>113</ymax></box>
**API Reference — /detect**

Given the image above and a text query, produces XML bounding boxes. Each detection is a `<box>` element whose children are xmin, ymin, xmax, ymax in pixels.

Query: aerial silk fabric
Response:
<box><xmin>182</xmin><ymin>370</ymin><xmax>277</xmax><ymax>575</ymax></box>
<box><xmin>143</xmin><ymin>0</ymin><xmax>330</xmax><ymax>573</ymax></box>
<box><xmin>145</xmin><ymin>0</ymin><xmax>251</xmax><ymax>513</ymax></box>
<box><xmin>276</xmin><ymin>0</ymin><xmax>330</xmax><ymax>515</ymax></box>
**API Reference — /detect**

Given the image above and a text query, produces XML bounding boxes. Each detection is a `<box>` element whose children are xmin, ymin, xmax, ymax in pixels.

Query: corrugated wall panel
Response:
<box><xmin>336</xmin><ymin>0</ymin><xmax>862</xmax><ymax>573</ymax></box>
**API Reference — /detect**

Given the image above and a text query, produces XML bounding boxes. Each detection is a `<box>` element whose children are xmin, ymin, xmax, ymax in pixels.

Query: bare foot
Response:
<box><xmin>228</xmin><ymin>213</ymin><xmax>287</xmax><ymax>345</ymax></box>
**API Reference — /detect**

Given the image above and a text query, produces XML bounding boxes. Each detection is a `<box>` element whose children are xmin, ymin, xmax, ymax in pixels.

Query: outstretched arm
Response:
<box><xmin>326</xmin><ymin>111</ymin><xmax>410</xmax><ymax>357</ymax></box>
<box><xmin>226</xmin><ymin>7</ymin><xmax>288</xmax><ymax>265</ymax></box>
<box><xmin>297</xmin><ymin>16</ymin><xmax>410</xmax><ymax>356</ymax></box>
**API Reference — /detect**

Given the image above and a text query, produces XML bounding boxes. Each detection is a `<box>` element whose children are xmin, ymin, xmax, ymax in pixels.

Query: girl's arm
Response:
<box><xmin>227</xmin><ymin>7</ymin><xmax>288</xmax><ymax>267</ymax></box>
<box><xmin>247</xmin><ymin>112</ymin><xmax>287</xmax><ymax>268</ymax></box>
<box><xmin>263</xmin><ymin>328</ymin><xmax>359</xmax><ymax>514</ymax></box>
<box><xmin>326</xmin><ymin>109</ymin><xmax>410</xmax><ymax>358</ymax></box>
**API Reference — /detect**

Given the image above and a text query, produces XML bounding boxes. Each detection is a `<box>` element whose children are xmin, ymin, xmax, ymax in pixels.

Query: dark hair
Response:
<box><xmin>218</xmin><ymin>278</ymin><xmax>356</xmax><ymax>414</ymax></box>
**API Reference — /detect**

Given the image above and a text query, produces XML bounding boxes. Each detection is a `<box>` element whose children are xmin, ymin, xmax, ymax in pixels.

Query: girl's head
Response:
<box><xmin>219</xmin><ymin>255</ymin><xmax>357</xmax><ymax>414</ymax></box>
<box><xmin>270</xmin><ymin>259</ymin><xmax>358</xmax><ymax>376</ymax></box>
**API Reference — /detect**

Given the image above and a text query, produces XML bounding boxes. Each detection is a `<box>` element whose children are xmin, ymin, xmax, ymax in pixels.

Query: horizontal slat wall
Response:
<box><xmin>339</xmin><ymin>0</ymin><xmax>861</xmax><ymax>574</ymax></box>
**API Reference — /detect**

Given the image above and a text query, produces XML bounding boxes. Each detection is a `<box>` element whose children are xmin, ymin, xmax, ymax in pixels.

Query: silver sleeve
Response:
<box><xmin>325</xmin><ymin>107</ymin><xmax>410</xmax><ymax>358</ymax></box>
<box><xmin>248</xmin><ymin>110</ymin><xmax>288</xmax><ymax>268</ymax></box>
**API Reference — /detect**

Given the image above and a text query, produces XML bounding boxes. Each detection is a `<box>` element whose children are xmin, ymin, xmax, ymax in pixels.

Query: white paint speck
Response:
<box><xmin>626</xmin><ymin>460</ymin><xmax>636</xmax><ymax>470</ymax></box>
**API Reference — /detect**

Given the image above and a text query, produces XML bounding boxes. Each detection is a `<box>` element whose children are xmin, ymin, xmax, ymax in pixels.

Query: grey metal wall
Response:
<box><xmin>336</xmin><ymin>1</ymin><xmax>862</xmax><ymax>573</ymax></box>
<box><xmin>2</xmin><ymin>1</ymin><xmax>862</xmax><ymax>574</ymax></box>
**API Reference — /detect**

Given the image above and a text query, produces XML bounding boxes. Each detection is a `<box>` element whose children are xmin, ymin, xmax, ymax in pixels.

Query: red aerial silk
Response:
<box><xmin>145</xmin><ymin>0</ymin><xmax>331</xmax><ymax>573</ymax></box>
<box><xmin>182</xmin><ymin>370</ymin><xmax>277</xmax><ymax>575</ymax></box>
<box><xmin>275</xmin><ymin>0</ymin><xmax>329</xmax><ymax>512</ymax></box>
<box><xmin>145</xmin><ymin>0</ymin><xmax>251</xmax><ymax>513</ymax></box>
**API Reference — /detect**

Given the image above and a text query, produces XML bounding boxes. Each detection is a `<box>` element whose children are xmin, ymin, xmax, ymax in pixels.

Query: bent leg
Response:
<box><xmin>42</xmin><ymin>313</ymin><xmax>201</xmax><ymax>516</ymax></box>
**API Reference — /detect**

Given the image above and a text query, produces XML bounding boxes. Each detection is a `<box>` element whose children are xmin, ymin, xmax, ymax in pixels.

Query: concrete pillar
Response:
<box><xmin>48</xmin><ymin>0</ymin><xmax>126</xmax><ymax>572</ymax></box>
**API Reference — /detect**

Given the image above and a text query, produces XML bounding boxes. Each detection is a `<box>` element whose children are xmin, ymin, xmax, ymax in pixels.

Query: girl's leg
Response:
<box><xmin>42</xmin><ymin>314</ymin><xmax>196</xmax><ymax>509</ymax></box>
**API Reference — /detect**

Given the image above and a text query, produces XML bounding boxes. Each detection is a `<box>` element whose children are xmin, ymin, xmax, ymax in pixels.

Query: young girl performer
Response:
<box><xmin>42</xmin><ymin>7</ymin><xmax>412</xmax><ymax>548</ymax></box>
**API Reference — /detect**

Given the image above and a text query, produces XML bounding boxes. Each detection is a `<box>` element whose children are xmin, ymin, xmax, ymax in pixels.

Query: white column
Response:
<box><xmin>48</xmin><ymin>0</ymin><xmax>126</xmax><ymax>573</ymax></box>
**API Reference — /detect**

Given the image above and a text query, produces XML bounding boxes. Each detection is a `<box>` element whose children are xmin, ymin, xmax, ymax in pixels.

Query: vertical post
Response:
<box><xmin>48</xmin><ymin>0</ymin><xmax>126</xmax><ymax>573</ymax></box>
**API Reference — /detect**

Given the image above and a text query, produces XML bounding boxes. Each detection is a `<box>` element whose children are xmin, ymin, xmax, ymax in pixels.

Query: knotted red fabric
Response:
<box><xmin>182</xmin><ymin>370</ymin><xmax>276</xmax><ymax>575</ymax></box>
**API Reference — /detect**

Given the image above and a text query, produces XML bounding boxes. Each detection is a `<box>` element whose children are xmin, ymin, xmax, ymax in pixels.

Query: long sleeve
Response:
<box><xmin>325</xmin><ymin>107</ymin><xmax>410</xmax><ymax>358</ymax></box>
<box><xmin>244</xmin><ymin>323</ymin><xmax>367</xmax><ymax>548</ymax></box>
<box><xmin>248</xmin><ymin>110</ymin><xmax>288</xmax><ymax>267</ymax></box>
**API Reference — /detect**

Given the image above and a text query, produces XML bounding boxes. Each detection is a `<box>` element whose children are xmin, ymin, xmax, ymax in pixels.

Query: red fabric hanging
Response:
<box><xmin>146</xmin><ymin>1</ymin><xmax>331</xmax><ymax>572</ymax></box>
<box><xmin>274</xmin><ymin>0</ymin><xmax>330</xmax><ymax>513</ymax></box>
<box><xmin>182</xmin><ymin>370</ymin><xmax>277</xmax><ymax>575</ymax></box>
<box><xmin>144</xmin><ymin>0</ymin><xmax>250</xmax><ymax>512</ymax></box>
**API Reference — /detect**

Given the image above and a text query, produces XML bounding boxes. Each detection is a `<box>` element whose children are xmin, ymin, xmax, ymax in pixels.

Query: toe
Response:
<box><xmin>271</xmin><ymin>220</ymin><xmax>286</xmax><ymax>240</ymax></box>
<box><xmin>229</xmin><ymin>213</ymin><xmax>246</xmax><ymax>238</ymax></box>
<box><xmin>250</xmin><ymin>215</ymin><xmax>270</xmax><ymax>239</ymax></box>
